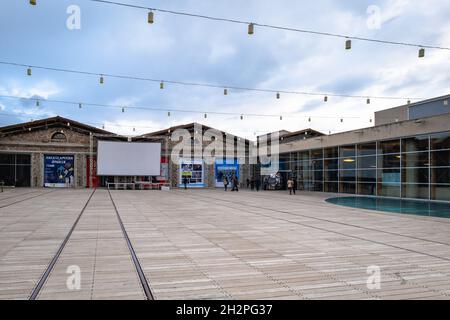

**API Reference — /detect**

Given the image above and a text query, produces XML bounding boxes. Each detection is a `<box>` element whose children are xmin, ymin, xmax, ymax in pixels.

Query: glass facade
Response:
<box><xmin>279</xmin><ymin>131</ymin><xmax>450</xmax><ymax>202</ymax></box>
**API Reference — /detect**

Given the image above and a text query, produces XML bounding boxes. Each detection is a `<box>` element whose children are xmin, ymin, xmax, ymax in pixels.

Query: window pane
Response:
<box><xmin>324</xmin><ymin>158</ymin><xmax>338</xmax><ymax>170</ymax></box>
<box><xmin>430</xmin><ymin>132</ymin><xmax>450</xmax><ymax>150</ymax></box>
<box><xmin>378</xmin><ymin>169</ymin><xmax>401</xmax><ymax>184</ymax></box>
<box><xmin>379</xmin><ymin>139</ymin><xmax>400</xmax><ymax>154</ymax></box>
<box><xmin>298</xmin><ymin>152</ymin><xmax>309</xmax><ymax>161</ymax></box>
<box><xmin>325</xmin><ymin>182</ymin><xmax>338</xmax><ymax>193</ymax></box>
<box><xmin>357</xmin><ymin>170</ymin><xmax>376</xmax><ymax>183</ymax></box>
<box><xmin>378</xmin><ymin>154</ymin><xmax>401</xmax><ymax>168</ymax></box>
<box><xmin>402</xmin><ymin>184</ymin><xmax>429</xmax><ymax>200</ymax></box>
<box><xmin>0</xmin><ymin>154</ymin><xmax>15</xmax><ymax>165</ymax></box>
<box><xmin>402</xmin><ymin>168</ymin><xmax>429</xmax><ymax>184</ymax></box>
<box><xmin>324</xmin><ymin>147</ymin><xmax>338</xmax><ymax>158</ymax></box>
<box><xmin>0</xmin><ymin>165</ymin><xmax>15</xmax><ymax>185</ymax></box>
<box><xmin>340</xmin><ymin>182</ymin><xmax>356</xmax><ymax>194</ymax></box>
<box><xmin>378</xmin><ymin>184</ymin><xmax>400</xmax><ymax>197</ymax></box>
<box><xmin>357</xmin><ymin>156</ymin><xmax>376</xmax><ymax>169</ymax></box>
<box><xmin>340</xmin><ymin>145</ymin><xmax>356</xmax><ymax>158</ymax></box>
<box><xmin>357</xmin><ymin>143</ymin><xmax>377</xmax><ymax>156</ymax></box>
<box><xmin>340</xmin><ymin>158</ymin><xmax>356</xmax><ymax>170</ymax></box>
<box><xmin>431</xmin><ymin>184</ymin><xmax>450</xmax><ymax>201</ymax></box>
<box><xmin>431</xmin><ymin>168</ymin><xmax>450</xmax><ymax>184</ymax></box>
<box><xmin>402</xmin><ymin>152</ymin><xmax>429</xmax><ymax>168</ymax></box>
<box><xmin>311</xmin><ymin>149</ymin><xmax>323</xmax><ymax>159</ymax></box>
<box><xmin>431</xmin><ymin>150</ymin><xmax>450</xmax><ymax>167</ymax></box>
<box><xmin>311</xmin><ymin>182</ymin><xmax>323</xmax><ymax>192</ymax></box>
<box><xmin>311</xmin><ymin>159</ymin><xmax>323</xmax><ymax>171</ymax></box>
<box><xmin>16</xmin><ymin>165</ymin><xmax>31</xmax><ymax>187</ymax></box>
<box><xmin>313</xmin><ymin>171</ymin><xmax>323</xmax><ymax>182</ymax></box>
<box><xmin>358</xmin><ymin>183</ymin><xmax>376</xmax><ymax>196</ymax></box>
<box><xmin>16</xmin><ymin>154</ymin><xmax>31</xmax><ymax>165</ymax></box>
<box><xmin>340</xmin><ymin>170</ymin><xmax>356</xmax><ymax>182</ymax></box>
<box><xmin>402</xmin><ymin>135</ymin><xmax>429</xmax><ymax>152</ymax></box>
<box><xmin>324</xmin><ymin>170</ymin><xmax>338</xmax><ymax>182</ymax></box>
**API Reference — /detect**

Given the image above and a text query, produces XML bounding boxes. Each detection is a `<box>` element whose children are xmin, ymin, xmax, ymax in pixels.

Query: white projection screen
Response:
<box><xmin>97</xmin><ymin>141</ymin><xmax>161</xmax><ymax>176</ymax></box>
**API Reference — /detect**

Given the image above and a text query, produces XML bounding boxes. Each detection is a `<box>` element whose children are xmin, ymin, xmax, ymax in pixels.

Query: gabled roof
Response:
<box><xmin>0</xmin><ymin>116</ymin><xmax>113</xmax><ymax>136</ymax></box>
<box><xmin>138</xmin><ymin>122</ymin><xmax>251</xmax><ymax>142</ymax></box>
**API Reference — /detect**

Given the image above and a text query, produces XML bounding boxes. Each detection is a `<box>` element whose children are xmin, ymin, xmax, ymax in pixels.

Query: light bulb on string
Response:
<box><xmin>248</xmin><ymin>23</ymin><xmax>254</xmax><ymax>35</ymax></box>
<box><xmin>27</xmin><ymin>67</ymin><xmax>32</xmax><ymax>76</ymax></box>
<box><xmin>366</xmin><ymin>98</ymin><xmax>371</xmax><ymax>104</ymax></box>
<box><xmin>204</xmin><ymin>113</ymin><xmax>207</xmax><ymax>119</ymax></box>
<box><xmin>324</xmin><ymin>96</ymin><xmax>328</xmax><ymax>102</ymax></box>
<box><xmin>99</xmin><ymin>75</ymin><xmax>104</xmax><ymax>84</ymax></box>
<box><xmin>79</xmin><ymin>103</ymin><xmax>82</xmax><ymax>109</ymax></box>
<box><xmin>240</xmin><ymin>114</ymin><xmax>243</xmax><ymax>120</ymax></box>
<box><xmin>30</xmin><ymin>0</ymin><xmax>36</xmax><ymax>5</ymax></box>
<box><xmin>168</xmin><ymin>111</ymin><xmax>171</xmax><ymax>117</ymax></box>
<box><xmin>418</xmin><ymin>48</ymin><xmax>425</xmax><ymax>58</ymax></box>
<box><xmin>224</xmin><ymin>88</ymin><xmax>228</xmax><ymax>95</ymax></box>
<box><xmin>148</xmin><ymin>11</ymin><xmax>154</xmax><ymax>24</ymax></box>
<box><xmin>280</xmin><ymin>116</ymin><xmax>282</xmax><ymax>121</ymax></box>
<box><xmin>276</xmin><ymin>92</ymin><xmax>280</xmax><ymax>99</ymax></box>
<box><xmin>160</xmin><ymin>81</ymin><xmax>164</xmax><ymax>89</ymax></box>
<box><xmin>122</xmin><ymin>107</ymin><xmax>125</xmax><ymax>113</ymax></box>
<box><xmin>345</xmin><ymin>39</ymin><xmax>352</xmax><ymax>50</ymax></box>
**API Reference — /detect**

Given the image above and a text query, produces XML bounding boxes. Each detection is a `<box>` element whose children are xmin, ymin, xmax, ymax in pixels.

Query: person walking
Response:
<box><xmin>293</xmin><ymin>178</ymin><xmax>297</xmax><ymax>195</ymax></box>
<box><xmin>231</xmin><ymin>175</ymin><xmax>239</xmax><ymax>192</ymax></box>
<box><xmin>223</xmin><ymin>176</ymin><xmax>229</xmax><ymax>191</ymax></box>
<box><xmin>287</xmin><ymin>177</ymin><xmax>294</xmax><ymax>195</ymax></box>
<box><xmin>182</xmin><ymin>176</ymin><xmax>188</xmax><ymax>190</ymax></box>
<box><xmin>255</xmin><ymin>178</ymin><xmax>260</xmax><ymax>192</ymax></box>
<box><xmin>246</xmin><ymin>178</ymin><xmax>250</xmax><ymax>189</ymax></box>
<box><xmin>250</xmin><ymin>177</ymin><xmax>255</xmax><ymax>191</ymax></box>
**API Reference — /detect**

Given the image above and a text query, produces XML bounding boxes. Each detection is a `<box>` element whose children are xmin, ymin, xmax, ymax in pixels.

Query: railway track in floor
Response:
<box><xmin>107</xmin><ymin>189</ymin><xmax>154</xmax><ymax>300</ymax></box>
<box><xmin>28</xmin><ymin>189</ymin><xmax>97</xmax><ymax>300</ymax></box>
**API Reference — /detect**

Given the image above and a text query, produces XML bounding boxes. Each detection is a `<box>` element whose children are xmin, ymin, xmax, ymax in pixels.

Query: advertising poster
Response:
<box><xmin>179</xmin><ymin>158</ymin><xmax>204</xmax><ymax>188</ymax></box>
<box><xmin>215</xmin><ymin>159</ymin><xmax>239</xmax><ymax>187</ymax></box>
<box><xmin>44</xmin><ymin>155</ymin><xmax>75</xmax><ymax>188</ymax></box>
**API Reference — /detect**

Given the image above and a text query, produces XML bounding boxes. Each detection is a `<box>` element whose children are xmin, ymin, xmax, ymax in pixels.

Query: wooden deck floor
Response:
<box><xmin>1</xmin><ymin>188</ymin><xmax>450</xmax><ymax>300</ymax></box>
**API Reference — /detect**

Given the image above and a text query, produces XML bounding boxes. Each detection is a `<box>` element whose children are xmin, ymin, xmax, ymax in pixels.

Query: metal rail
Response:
<box><xmin>107</xmin><ymin>189</ymin><xmax>154</xmax><ymax>300</ymax></box>
<box><xmin>29</xmin><ymin>189</ymin><xmax>97</xmax><ymax>300</ymax></box>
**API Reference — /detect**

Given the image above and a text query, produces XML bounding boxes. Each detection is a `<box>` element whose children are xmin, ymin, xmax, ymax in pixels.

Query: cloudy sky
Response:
<box><xmin>1</xmin><ymin>0</ymin><xmax>450</xmax><ymax>139</ymax></box>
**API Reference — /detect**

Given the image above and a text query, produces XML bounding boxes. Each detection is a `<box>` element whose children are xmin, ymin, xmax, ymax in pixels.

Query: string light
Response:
<box><xmin>133</xmin><ymin>127</ymin><xmax>136</xmax><ymax>132</ymax></box>
<box><xmin>324</xmin><ymin>96</ymin><xmax>328</xmax><ymax>102</ymax></box>
<box><xmin>279</xmin><ymin>116</ymin><xmax>282</xmax><ymax>121</ymax></box>
<box><xmin>86</xmin><ymin>0</ymin><xmax>450</xmax><ymax>53</ymax></box>
<box><xmin>36</xmin><ymin>100</ymin><xmax>40</xmax><ymax>107</ymax></box>
<box><xmin>340</xmin><ymin>118</ymin><xmax>344</xmax><ymax>123</ymax></box>
<box><xmin>147</xmin><ymin>11</ymin><xmax>154</xmax><ymax>24</ymax></box>
<box><xmin>240</xmin><ymin>114</ymin><xmax>243</xmax><ymax>120</ymax></box>
<box><xmin>204</xmin><ymin>113</ymin><xmax>207</xmax><ymax>119</ymax></box>
<box><xmin>30</xmin><ymin>0</ymin><xmax>36</xmax><ymax>5</ymax></box>
<box><xmin>407</xmin><ymin>99</ymin><xmax>411</xmax><ymax>104</ymax></box>
<box><xmin>366</xmin><ymin>98</ymin><xmax>370</xmax><ymax>104</ymax></box>
<box><xmin>276</xmin><ymin>92</ymin><xmax>280</xmax><ymax>99</ymax></box>
<box><xmin>167</xmin><ymin>111</ymin><xmax>171</xmax><ymax>117</ymax></box>
<box><xmin>308</xmin><ymin>117</ymin><xmax>311</xmax><ymax>122</ymax></box>
<box><xmin>27</xmin><ymin>67</ymin><xmax>32</xmax><ymax>76</ymax></box>
<box><xmin>121</xmin><ymin>107</ymin><xmax>125</xmax><ymax>113</ymax></box>
<box><xmin>0</xmin><ymin>61</ymin><xmax>423</xmax><ymax>102</ymax></box>
<box><xmin>224</xmin><ymin>88</ymin><xmax>228</xmax><ymax>95</ymax></box>
<box><xmin>79</xmin><ymin>103</ymin><xmax>82</xmax><ymax>109</ymax></box>
<box><xmin>345</xmin><ymin>39</ymin><xmax>352</xmax><ymax>50</ymax></box>
<box><xmin>419</xmin><ymin>48</ymin><xmax>425</xmax><ymax>58</ymax></box>
<box><xmin>248</xmin><ymin>23</ymin><xmax>254</xmax><ymax>35</ymax></box>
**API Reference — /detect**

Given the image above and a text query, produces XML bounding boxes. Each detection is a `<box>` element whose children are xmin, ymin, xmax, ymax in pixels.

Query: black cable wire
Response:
<box><xmin>87</xmin><ymin>0</ymin><xmax>450</xmax><ymax>51</ymax></box>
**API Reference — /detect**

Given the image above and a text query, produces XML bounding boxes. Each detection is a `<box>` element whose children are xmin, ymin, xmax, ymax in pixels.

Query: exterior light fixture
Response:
<box><xmin>248</xmin><ymin>23</ymin><xmax>254</xmax><ymax>35</ymax></box>
<box><xmin>418</xmin><ymin>48</ymin><xmax>425</xmax><ymax>58</ymax></box>
<box><xmin>407</xmin><ymin>99</ymin><xmax>411</xmax><ymax>105</ymax></box>
<box><xmin>345</xmin><ymin>39</ymin><xmax>352</xmax><ymax>50</ymax></box>
<box><xmin>343</xmin><ymin>158</ymin><xmax>355</xmax><ymax>163</ymax></box>
<box><xmin>148</xmin><ymin>11</ymin><xmax>154</xmax><ymax>24</ymax></box>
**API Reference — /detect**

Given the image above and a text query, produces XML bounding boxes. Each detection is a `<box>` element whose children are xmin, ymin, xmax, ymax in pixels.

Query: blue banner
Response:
<box><xmin>44</xmin><ymin>155</ymin><xmax>75</xmax><ymax>187</ymax></box>
<box><xmin>215</xmin><ymin>159</ymin><xmax>239</xmax><ymax>187</ymax></box>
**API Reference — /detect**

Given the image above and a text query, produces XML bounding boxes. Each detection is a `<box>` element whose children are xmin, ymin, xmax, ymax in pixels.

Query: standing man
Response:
<box><xmin>287</xmin><ymin>177</ymin><xmax>294</xmax><ymax>195</ymax></box>
<box><xmin>182</xmin><ymin>176</ymin><xmax>188</xmax><ymax>190</ymax></box>
<box><xmin>223</xmin><ymin>176</ymin><xmax>229</xmax><ymax>191</ymax></box>
<box><xmin>232</xmin><ymin>175</ymin><xmax>239</xmax><ymax>192</ymax></box>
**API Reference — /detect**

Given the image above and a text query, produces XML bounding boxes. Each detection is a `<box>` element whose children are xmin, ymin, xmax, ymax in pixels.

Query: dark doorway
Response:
<box><xmin>0</xmin><ymin>153</ymin><xmax>31</xmax><ymax>187</ymax></box>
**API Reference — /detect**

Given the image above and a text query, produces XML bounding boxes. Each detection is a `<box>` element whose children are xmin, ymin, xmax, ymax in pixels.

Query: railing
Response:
<box><xmin>106</xmin><ymin>182</ymin><xmax>170</xmax><ymax>190</ymax></box>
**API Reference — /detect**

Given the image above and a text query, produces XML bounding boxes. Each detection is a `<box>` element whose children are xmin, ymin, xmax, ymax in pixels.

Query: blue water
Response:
<box><xmin>326</xmin><ymin>196</ymin><xmax>450</xmax><ymax>218</ymax></box>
